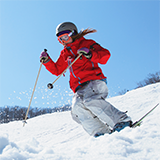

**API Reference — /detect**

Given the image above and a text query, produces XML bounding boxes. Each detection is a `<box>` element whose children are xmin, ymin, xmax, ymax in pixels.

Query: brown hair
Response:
<box><xmin>71</xmin><ymin>28</ymin><xmax>97</xmax><ymax>41</ymax></box>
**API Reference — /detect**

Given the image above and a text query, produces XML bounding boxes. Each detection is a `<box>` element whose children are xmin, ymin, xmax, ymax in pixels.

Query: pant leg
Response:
<box><xmin>82</xmin><ymin>80</ymin><xmax>130</xmax><ymax>128</ymax></box>
<box><xmin>71</xmin><ymin>92</ymin><xmax>111</xmax><ymax>136</ymax></box>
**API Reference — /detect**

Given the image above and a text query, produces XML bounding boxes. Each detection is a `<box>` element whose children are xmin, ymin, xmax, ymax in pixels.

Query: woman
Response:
<box><xmin>40</xmin><ymin>22</ymin><xmax>132</xmax><ymax>137</ymax></box>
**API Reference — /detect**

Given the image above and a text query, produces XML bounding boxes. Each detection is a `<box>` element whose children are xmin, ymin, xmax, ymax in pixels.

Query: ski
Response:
<box><xmin>131</xmin><ymin>103</ymin><xmax>159</xmax><ymax>128</ymax></box>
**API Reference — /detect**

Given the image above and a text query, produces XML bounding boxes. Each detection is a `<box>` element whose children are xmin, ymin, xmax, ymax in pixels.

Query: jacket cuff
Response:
<box><xmin>43</xmin><ymin>58</ymin><xmax>50</xmax><ymax>64</ymax></box>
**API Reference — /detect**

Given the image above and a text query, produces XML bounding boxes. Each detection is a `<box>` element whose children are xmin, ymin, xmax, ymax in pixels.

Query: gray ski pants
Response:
<box><xmin>71</xmin><ymin>80</ymin><xmax>129</xmax><ymax>136</ymax></box>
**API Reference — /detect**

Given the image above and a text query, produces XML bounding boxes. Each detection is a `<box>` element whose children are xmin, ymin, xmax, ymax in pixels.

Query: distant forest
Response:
<box><xmin>136</xmin><ymin>71</ymin><xmax>160</xmax><ymax>88</ymax></box>
<box><xmin>118</xmin><ymin>71</ymin><xmax>160</xmax><ymax>95</ymax></box>
<box><xmin>0</xmin><ymin>105</ymin><xmax>71</xmax><ymax>124</ymax></box>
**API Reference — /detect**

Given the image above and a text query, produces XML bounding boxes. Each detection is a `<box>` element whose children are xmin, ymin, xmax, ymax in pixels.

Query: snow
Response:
<box><xmin>0</xmin><ymin>83</ymin><xmax>160</xmax><ymax>160</ymax></box>
<box><xmin>7</xmin><ymin>84</ymin><xmax>73</xmax><ymax>108</ymax></box>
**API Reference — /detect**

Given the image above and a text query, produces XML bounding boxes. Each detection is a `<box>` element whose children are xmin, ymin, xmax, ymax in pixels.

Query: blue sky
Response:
<box><xmin>0</xmin><ymin>0</ymin><xmax>159</xmax><ymax>108</ymax></box>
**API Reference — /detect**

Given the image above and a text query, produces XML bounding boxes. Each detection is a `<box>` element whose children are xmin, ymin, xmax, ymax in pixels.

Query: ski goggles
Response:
<box><xmin>58</xmin><ymin>31</ymin><xmax>74</xmax><ymax>44</ymax></box>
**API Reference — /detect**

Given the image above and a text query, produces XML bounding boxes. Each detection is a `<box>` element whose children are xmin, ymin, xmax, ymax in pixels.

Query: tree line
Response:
<box><xmin>136</xmin><ymin>71</ymin><xmax>160</xmax><ymax>88</ymax></box>
<box><xmin>0</xmin><ymin>105</ymin><xmax>71</xmax><ymax>124</ymax></box>
<box><xmin>118</xmin><ymin>71</ymin><xmax>160</xmax><ymax>95</ymax></box>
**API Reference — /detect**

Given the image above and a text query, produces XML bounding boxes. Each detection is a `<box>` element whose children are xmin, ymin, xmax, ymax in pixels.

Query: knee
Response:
<box><xmin>72</xmin><ymin>103</ymin><xmax>85</xmax><ymax>117</ymax></box>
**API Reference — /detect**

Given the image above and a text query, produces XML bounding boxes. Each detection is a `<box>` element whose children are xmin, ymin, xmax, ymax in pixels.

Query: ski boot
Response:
<box><xmin>112</xmin><ymin>121</ymin><xmax>132</xmax><ymax>132</ymax></box>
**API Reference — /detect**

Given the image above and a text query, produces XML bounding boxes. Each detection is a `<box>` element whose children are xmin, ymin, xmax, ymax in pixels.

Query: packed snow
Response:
<box><xmin>0</xmin><ymin>83</ymin><xmax>160</xmax><ymax>160</ymax></box>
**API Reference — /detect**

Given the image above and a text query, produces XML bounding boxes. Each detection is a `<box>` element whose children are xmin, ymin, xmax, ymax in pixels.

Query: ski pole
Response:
<box><xmin>47</xmin><ymin>53</ymin><xmax>82</xmax><ymax>89</ymax></box>
<box><xmin>23</xmin><ymin>49</ymin><xmax>47</xmax><ymax>127</ymax></box>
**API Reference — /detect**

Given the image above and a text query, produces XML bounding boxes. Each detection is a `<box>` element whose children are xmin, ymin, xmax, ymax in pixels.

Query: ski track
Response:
<box><xmin>0</xmin><ymin>83</ymin><xmax>160</xmax><ymax>160</ymax></box>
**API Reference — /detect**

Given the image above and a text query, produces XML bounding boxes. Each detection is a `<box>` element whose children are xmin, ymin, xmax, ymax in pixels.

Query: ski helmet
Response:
<box><xmin>56</xmin><ymin>22</ymin><xmax>78</xmax><ymax>36</ymax></box>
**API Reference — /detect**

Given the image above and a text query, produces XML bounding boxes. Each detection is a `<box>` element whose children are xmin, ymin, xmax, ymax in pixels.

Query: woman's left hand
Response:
<box><xmin>77</xmin><ymin>47</ymin><xmax>92</xmax><ymax>59</ymax></box>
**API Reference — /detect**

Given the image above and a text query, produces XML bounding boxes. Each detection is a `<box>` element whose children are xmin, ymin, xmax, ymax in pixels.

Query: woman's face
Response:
<box><xmin>58</xmin><ymin>32</ymin><xmax>74</xmax><ymax>46</ymax></box>
<box><xmin>61</xmin><ymin>37</ymin><xmax>73</xmax><ymax>46</ymax></box>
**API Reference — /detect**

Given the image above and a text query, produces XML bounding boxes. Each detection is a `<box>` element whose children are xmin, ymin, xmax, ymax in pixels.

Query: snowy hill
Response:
<box><xmin>0</xmin><ymin>83</ymin><xmax>160</xmax><ymax>160</ymax></box>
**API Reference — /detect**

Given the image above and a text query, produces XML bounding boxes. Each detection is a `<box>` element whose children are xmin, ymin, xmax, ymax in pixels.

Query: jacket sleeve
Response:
<box><xmin>42</xmin><ymin>53</ymin><xmax>67</xmax><ymax>76</ymax></box>
<box><xmin>90</xmin><ymin>43</ymin><xmax>111</xmax><ymax>64</ymax></box>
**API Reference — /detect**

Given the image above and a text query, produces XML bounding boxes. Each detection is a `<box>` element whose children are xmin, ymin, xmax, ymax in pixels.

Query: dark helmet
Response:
<box><xmin>56</xmin><ymin>22</ymin><xmax>78</xmax><ymax>36</ymax></box>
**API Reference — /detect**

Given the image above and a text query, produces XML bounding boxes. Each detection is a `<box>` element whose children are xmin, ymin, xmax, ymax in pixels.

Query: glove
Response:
<box><xmin>40</xmin><ymin>51</ymin><xmax>48</xmax><ymax>63</ymax></box>
<box><xmin>77</xmin><ymin>47</ymin><xmax>92</xmax><ymax>59</ymax></box>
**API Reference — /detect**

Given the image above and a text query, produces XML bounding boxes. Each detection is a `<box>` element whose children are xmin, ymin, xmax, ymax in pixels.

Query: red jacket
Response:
<box><xmin>43</xmin><ymin>37</ymin><xmax>111</xmax><ymax>92</ymax></box>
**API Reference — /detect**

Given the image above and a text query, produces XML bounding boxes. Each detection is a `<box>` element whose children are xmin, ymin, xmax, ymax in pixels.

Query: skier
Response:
<box><xmin>40</xmin><ymin>22</ymin><xmax>132</xmax><ymax>137</ymax></box>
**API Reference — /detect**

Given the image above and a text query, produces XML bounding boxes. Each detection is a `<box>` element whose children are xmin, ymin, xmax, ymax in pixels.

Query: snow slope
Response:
<box><xmin>0</xmin><ymin>83</ymin><xmax>160</xmax><ymax>160</ymax></box>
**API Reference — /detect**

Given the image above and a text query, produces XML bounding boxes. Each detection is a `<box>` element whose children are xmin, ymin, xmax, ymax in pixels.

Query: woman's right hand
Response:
<box><xmin>40</xmin><ymin>50</ymin><xmax>48</xmax><ymax>63</ymax></box>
